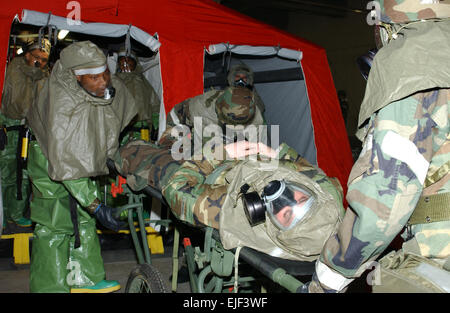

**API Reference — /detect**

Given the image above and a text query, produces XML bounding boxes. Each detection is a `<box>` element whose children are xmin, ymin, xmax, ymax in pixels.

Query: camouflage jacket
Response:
<box><xmin>160</xmin><ymin>89</ymin><xmax>267</xmax><ymax>156</ymax></box>
<box><xmin>162</xmin><ymin>143</ymin><xmax>343</xmax><ymax>229</ymax></box>
<box><xmin>317</xmin><ymin>88</ymin><xmax>449</xmax><ymax>291</ymax></box>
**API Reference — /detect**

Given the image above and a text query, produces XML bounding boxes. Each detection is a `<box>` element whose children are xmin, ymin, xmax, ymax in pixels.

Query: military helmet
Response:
<box><xmin>215</xmin><ymin>86</ymin><xmax>256</xmax><ymax>125</ymax></box>
<box><xmin>227</xmin><ymin>64</ymin><xmax>254</xmax><ymax>87</ymax></box>
<box><xmin>378</xmin><ymin>0</ymin><xmax>450</xmax><ymax>24</ymax></box>
<box><xmin>25</xmin><ymin>38</ymin><xmax>51</xmax><ymax>56</ymax></box>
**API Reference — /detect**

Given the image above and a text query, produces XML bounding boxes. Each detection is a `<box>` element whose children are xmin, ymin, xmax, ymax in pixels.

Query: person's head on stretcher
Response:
<box><xmin>264</xmin><ymin>180</ymin><xmax>315</xmax><ymax>231</ymax></box>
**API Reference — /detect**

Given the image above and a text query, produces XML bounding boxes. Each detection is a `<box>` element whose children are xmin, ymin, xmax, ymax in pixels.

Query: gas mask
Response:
<box><xmin>33</xmin><ymin>60</ymin><xmax>42</xmax><ymax>68</ymax></box>
<box><xmin>117</xmin><ymin>60</ymin><xmax>133</xmax><ymax>73</ymax></box>
<box><xmin>117</xmin><ymin>56</ymin><xmax>137</xmax><ymax>73</ymax></box>
<box><xmin>233</xmin><ymin>78</ymin><xmax>251</xmax><ymax>89</ymax></box>
<box><xmin>241</xmin><ymin>180</ymin><xmax>315</xmax><ymax>231</ymax></box>
<box><xmin>103</xmin><ymin>85</ymin><xmax>116</xmax><ymax>100</ymax></box>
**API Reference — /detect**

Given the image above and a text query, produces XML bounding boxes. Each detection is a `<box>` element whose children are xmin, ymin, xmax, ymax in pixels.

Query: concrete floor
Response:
<box><xmin>0</xmin><ymin>233</ymin><xmax>191</xmax><ymax>293</ymax></box>
<box><xmin>0</xmin><ymin>225</ymin><xmax>373</xmax><ymax>294</ymax></box>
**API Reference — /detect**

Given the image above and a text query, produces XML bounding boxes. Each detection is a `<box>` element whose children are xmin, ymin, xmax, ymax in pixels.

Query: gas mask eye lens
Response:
<box><xmin>241</xmin><ymin>180</ymin><xmax>315</xmax><ymax>231</ymax></box>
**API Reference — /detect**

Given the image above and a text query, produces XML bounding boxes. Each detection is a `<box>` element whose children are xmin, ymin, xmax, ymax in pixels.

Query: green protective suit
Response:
<box><xmin>28</xmin><ymin>141</ymin><xmax>104</xmax><ymax>293</ymax></box>
<box><xmin>0</xmin><ymin>114</ymin><xmax>31</xmax><ymax>224</ymax></box>
<box><xmin>0</xmin><ymin>56</ymin><xmax>48</xmax><ymax>224</ymax></box>
<box><xmin>26</xmin><ymin>41</ymin><xmax>138</xmax><ymax>293</ymax></box>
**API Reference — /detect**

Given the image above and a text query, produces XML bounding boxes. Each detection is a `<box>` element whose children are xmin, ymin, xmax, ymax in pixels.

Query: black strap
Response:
<box><xmin>69</xmin><ymin>194</ymin><xmax>81</xmax><ymax>249</ymax></box>
<box><xmin>5</xmin><ymin>125</ymin><xmax>23</xmax><ymax>132</ymax></box>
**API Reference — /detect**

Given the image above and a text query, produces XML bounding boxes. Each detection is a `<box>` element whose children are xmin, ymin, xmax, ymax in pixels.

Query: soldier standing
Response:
<box><xmin>0</xmin><ymin>39</ymin><xmax>51</xmax><ymax>229</ymax></box>
<box><xmin>302</xmin><ymin>0</ymin><xmax>450</xmax><ymax>293</ymax></box>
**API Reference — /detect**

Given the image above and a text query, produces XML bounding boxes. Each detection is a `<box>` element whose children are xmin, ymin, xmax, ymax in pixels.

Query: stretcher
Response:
<box><xmin>106</xmin><ymin>158</ymin><xmax>315</xmax><ymax>293</ymax></box>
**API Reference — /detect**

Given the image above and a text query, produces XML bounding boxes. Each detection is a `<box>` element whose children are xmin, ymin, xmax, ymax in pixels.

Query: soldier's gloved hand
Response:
<box><xmin>0</xmin><ymin>126</ymin><xmax>7</xmax><ymax>150</ymax></box>
<box><xmin>93</xmin><ymin>203</ymin><xmax>126</xmax><ymax>232</ymax></box>
<box><xmin>298</xmin><ymin>273</ymin><xmax>341</xmax><ymax>293</ymax></box>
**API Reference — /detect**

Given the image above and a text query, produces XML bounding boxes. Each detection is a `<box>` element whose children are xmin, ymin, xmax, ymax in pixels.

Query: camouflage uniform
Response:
<box><xmin>161</xmin><ymin>86</ymin><xmax>267</xmax><ymax>158</ymax></box>
<box><xmin>113</xmin><ymin>139</ymin><xmax>181</xmax><ymax>193</ymax></box>
<box><xmin>312</xmin><ymin>1</ymin><xmax>450</xmax><ymax>292</ymax></box>
<box><xmin>114</xmin><ymin>140</ymin><xmax>343</xmax><ymax>231</ymax></box>
<box><xmin>163</xmin><ymin>142</ymin><xmax>344</xmax><ymax>230</ymax></box>
<box><xmin>227</xmin><ymin>64</ymin><xmax>266</xmax><ymax>114</ymax></box>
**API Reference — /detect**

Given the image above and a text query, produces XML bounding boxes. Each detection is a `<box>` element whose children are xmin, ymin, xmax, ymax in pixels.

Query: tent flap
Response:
<box><xmin>20</xmin><ymin>9</ymin><xmax>161</xmax><ymax>51</ymax></box>
<box><xmin>207</xmin><ymin>43</ymin><xmax>303</xmax><ymax>62</ymax></box>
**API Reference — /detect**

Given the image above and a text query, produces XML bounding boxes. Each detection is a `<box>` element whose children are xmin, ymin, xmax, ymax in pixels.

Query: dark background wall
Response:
<box><xmin>217</xmin><ymin>0</ymin><xmax>375</xmax><ymax>139</ymax></box>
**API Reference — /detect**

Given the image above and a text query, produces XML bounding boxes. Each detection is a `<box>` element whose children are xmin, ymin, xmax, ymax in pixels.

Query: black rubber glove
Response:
<box><xmin>93</xmin><ymin>203</ymin><xmax>126</xmax><ymax>232</ymax></box>
<box><xmin>0</xmin><ymin>126</ymin><xmax>7</xmax><ymax>151</ymax></box>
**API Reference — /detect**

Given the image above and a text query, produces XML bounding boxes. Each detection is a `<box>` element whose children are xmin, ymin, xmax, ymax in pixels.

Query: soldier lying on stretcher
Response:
<box><xmin>112</xmin><ymin>139</ymin><xmax>345</xmax><ymax>262</ymax></box>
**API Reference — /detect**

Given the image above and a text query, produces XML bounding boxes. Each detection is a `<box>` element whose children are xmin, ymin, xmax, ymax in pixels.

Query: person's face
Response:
<box><xmin>24</xmin><ymin>49</ymin><xmax>49</xmax><ymax>69</ymax></box>
<box><xmin>76</xmin><ymin>69</ymin><xmax>111</xmax><ymax>97</ymax></box>
<box><xmin>274</xmin><ymin>189</ymin><xmax>310</xmax><ymax>228</ymax></box>
<box><xmin>118</xmin><ymin>57</ymin><xmax>136</xmax><ymax>72</ymax></box>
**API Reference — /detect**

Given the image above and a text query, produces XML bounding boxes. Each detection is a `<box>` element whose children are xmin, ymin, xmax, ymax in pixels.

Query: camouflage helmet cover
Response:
<box><xmin>378</xmin><ymin>0</ymin><xmax>450</xmax><ymax>23</ymax></box>
<box><xmin>227</xmin><ymin>64</ymin><xmax>254</xmax><ymax>87</ymax></box>
<box><xmin>216</xmin><ymin>86</ymin><xmax>256</xmax><ymax>125</ymax></box>
<box><xmin>26</xmin><ymin>38</ymin><xmax>51</xmax><ymax>55</ymax></box>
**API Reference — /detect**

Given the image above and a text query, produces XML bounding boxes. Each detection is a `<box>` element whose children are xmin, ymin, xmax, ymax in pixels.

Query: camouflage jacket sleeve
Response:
<box><xmin>162</xmin><ymin>157</ymin><xmax>230</xmax><ymax>229</ymax></box>
<box><xmin>316</xmin><ymin>88</ymin><xmax>449</xmax><ymax>291</ymax></box>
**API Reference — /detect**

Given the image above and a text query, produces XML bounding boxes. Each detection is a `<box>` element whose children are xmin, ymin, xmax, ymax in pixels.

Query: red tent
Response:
<box><xmin>0</xmin><ymin>0</ymin><xmax>353</xmax><ymax>198</ymax></box>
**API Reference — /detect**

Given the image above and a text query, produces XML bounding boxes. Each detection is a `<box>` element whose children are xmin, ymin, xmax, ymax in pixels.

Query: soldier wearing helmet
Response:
<box><xmin>161</xmin><ymin>63</ymin><xmax>267</xmax><ymax>161</ymax></box>
<box><xmin>301</xmin><ymin>0</ymin><xmax>450</xmax><ymax>293</ymax></box>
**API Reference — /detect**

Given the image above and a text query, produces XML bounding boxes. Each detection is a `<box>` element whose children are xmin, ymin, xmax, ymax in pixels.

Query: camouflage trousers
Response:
<box><xmin>113</xmin><ymin>139</ymin><xmax>182</xmax><ymax>193</ymax></box>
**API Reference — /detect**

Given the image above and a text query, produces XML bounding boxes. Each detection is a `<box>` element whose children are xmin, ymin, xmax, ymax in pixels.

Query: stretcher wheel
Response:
<box><xmin>125</xmin><ymin>264</ymin><xmax>168</xmax><ymax>293</ymax></box>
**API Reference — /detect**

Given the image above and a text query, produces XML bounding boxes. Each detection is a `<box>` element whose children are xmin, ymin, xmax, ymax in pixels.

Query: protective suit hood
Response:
<box><xmin>116</xmin><ymin>64</ymin><xmax>160</xmax><ymax>123</ymax></box>
<box><xmin>219</xmin><ymin>160</ymin><xmax>344</xmax><ymax>261</ymax></box>
<box><xmin>60</xmin><ymin>41</ymin><xmax>107</xmax><ymax>75</ymax></box>
<box><xmin>1</xmin><ymin>56</ymin><xmax>48</xmax><ymax>119</ymax></box>
<box><xmin>27</xmin><ymin>41</ymin><xmax>138</xmax><ymax>181</ymax></box>
<box><xmin>357</xmin><ymin>19</ymin><xmax>450</xmax><ymax>140</ymax></box>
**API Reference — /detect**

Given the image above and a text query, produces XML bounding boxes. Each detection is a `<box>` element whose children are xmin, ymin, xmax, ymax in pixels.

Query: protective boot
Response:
<box><xmin>13</xmin><ymin>217</ymin><xmax>32</xmax><ymax>227</ymax></box>
<box><xmin>70</xmin><ymin>280</ymin><xmax>121</xmax><ymax>293</ymax></box>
